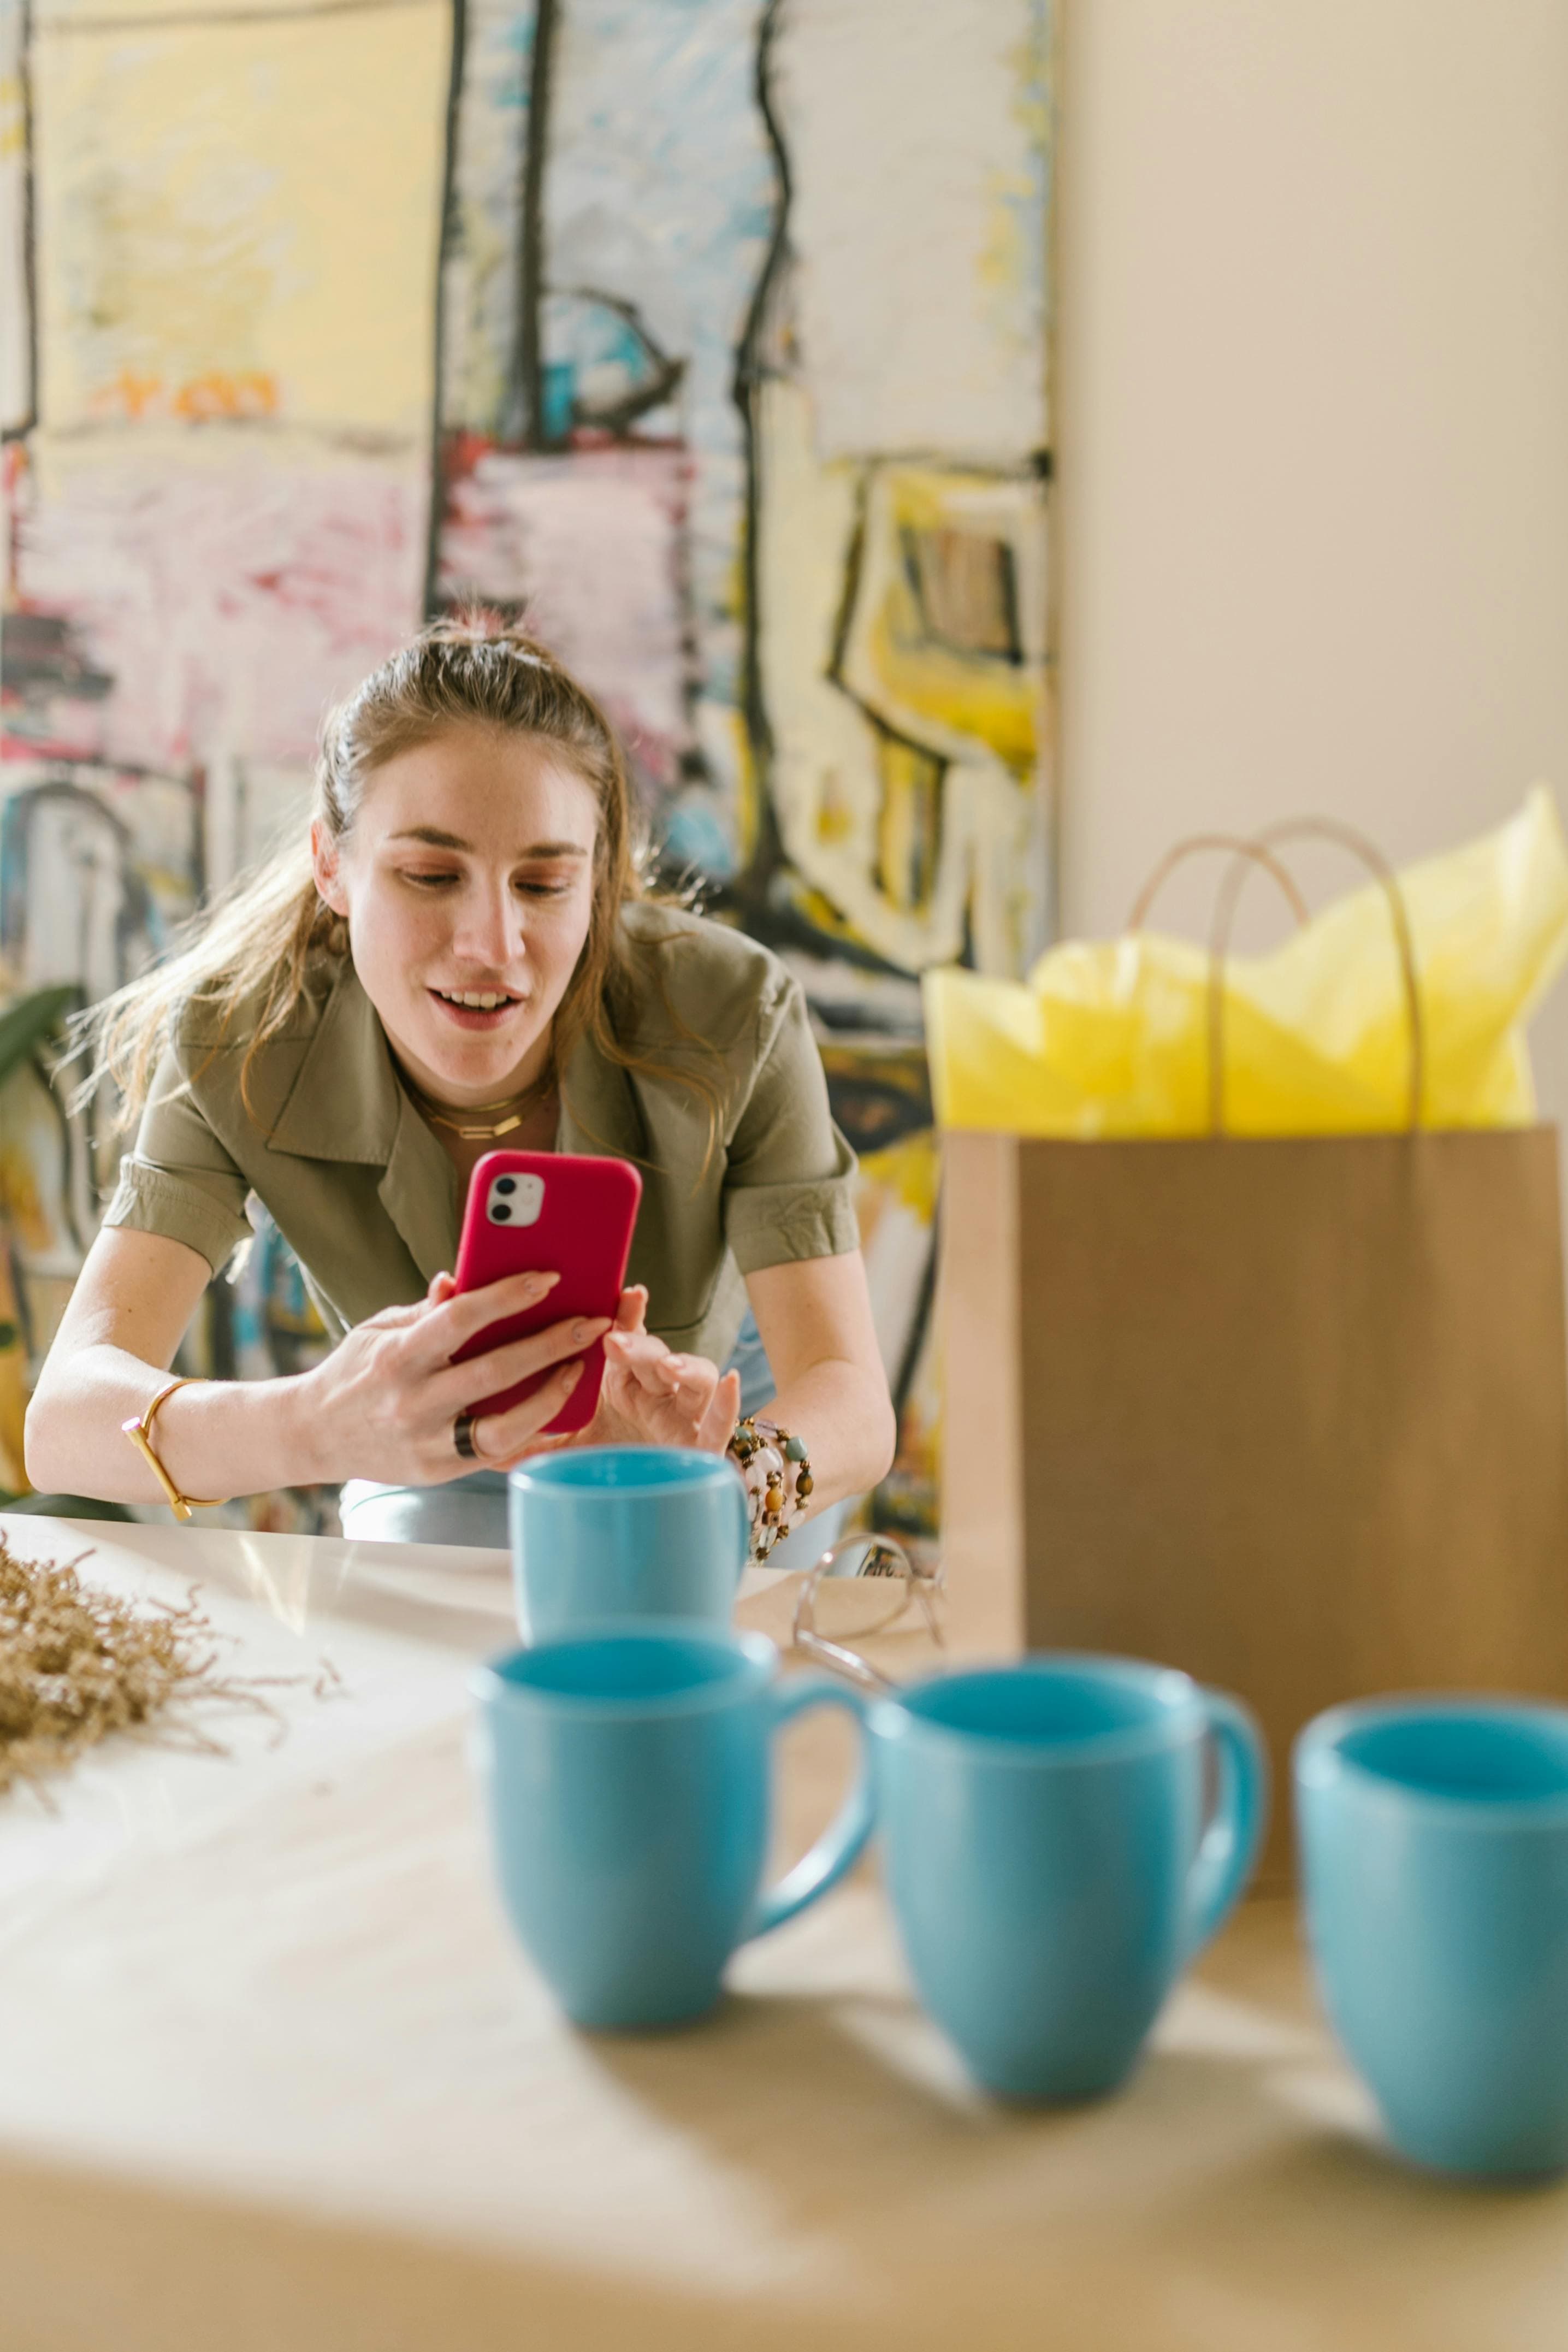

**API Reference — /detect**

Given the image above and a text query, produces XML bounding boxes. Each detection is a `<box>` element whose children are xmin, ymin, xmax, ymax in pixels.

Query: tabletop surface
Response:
<box><xmin>1</xmin><ymin>1511</ymin><xmax>1565</xmax><ymax>2352</ymax></box>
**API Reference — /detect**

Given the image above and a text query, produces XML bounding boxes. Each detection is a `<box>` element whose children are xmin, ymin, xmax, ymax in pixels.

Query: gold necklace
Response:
<box><xmin>408</xmin><ymin>1077</ymin><xmax>555</xmax><ymax>1143</ymax></box>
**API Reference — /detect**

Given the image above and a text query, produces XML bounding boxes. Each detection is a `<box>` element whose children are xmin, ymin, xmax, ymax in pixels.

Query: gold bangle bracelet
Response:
<box><xmin>121</xmin><ymin>1377</ymin><xmax>226</xmax><ymax>1522</ymax></box>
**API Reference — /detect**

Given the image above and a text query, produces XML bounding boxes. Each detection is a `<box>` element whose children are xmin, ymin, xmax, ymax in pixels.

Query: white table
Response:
<box><xmin>2</xmin><ymin>1512</ymin><xmax>1566</xmax><ymax>2352</ymax></box>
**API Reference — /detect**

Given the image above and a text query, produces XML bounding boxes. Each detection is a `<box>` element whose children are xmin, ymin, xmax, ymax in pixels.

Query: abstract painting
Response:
<box><xmin>2</xmin><ymin>0</ymin><xmax>1055</xmax><ymax>1533</ymax></box>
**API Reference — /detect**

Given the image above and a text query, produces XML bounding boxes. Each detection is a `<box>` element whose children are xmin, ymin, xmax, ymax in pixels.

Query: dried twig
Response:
<box><xmin>0</xmin><ymin>1532</ymin><xmax>311</xmax><ymax>1801</ymax></box>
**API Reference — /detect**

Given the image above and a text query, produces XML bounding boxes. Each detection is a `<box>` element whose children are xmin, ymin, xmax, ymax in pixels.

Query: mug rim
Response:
<box><xmin>472</xmin><ymin>1620</ymin><xmax>777</xmax><ymax>1720</ymax></box>
<box><xmin>1295</xmin><ymin>1693</ymin><xmax>1568</xmax><ymax>1828</ymax></box>
<box><xmin>508</xmin><ymin>1443</ymin><xmax>744</xmax><ymax>1499</ymax></box>
<box><xmin>869</xmin><ymin>1651</ymin><xmax>1208</xmax><ymax>1769</ymax></box>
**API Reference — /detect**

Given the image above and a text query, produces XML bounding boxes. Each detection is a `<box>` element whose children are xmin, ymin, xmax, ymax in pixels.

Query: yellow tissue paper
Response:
<box><xmin>923</xmin><ymin>788</ymin><xmax>1568</xmax><ymax>1137</ymax></box>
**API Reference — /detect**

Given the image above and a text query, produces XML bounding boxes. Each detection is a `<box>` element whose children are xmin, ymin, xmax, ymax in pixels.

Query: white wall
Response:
<box><xmin>1055</xmin><ymin>0</ymin><xmax>1568</xmax><ymax>1118</ymax></box>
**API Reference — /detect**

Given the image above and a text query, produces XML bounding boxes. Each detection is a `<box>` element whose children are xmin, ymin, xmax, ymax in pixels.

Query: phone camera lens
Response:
<box><xmin>492</xmin><ymin>1204</ymin><xmax>512</xmax><ymax>1221</ymax></box>
<box><xmin>496</xmin><ymin>1177</ymin><xmax>517</xmax><ymax>1195</ymax></box>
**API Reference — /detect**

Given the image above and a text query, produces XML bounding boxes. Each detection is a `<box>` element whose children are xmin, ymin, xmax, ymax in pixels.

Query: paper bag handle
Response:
<box><xmin>1208</xmin><ymin>819</ymin><xmax>1426</xmax><ymax>1136</ymax></box>
<box><xmin>1127</xmin><ymin>835</ymin><xmax>1310</xmax><ymax>933</ymax></box>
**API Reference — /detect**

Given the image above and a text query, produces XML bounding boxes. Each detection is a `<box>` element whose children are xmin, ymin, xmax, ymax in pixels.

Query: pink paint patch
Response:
<box><xmin>437</xmin><ymin>444</ymin><xmax>691</xmax><ymax>791</ymax></box>
<box><xmin>10</xmin><ymin>448</ymin><xmax>428</xmax><ymax>770</ymax></box>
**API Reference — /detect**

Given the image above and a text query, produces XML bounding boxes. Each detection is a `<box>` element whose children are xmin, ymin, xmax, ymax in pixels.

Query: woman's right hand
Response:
<box><xmin>294</xmin><ymin>1269</ymin><xmax>606</xmax><ymax>1487</ymax></box>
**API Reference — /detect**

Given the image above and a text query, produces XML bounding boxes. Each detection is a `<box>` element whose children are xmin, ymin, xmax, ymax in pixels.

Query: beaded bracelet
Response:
<box><xmin>727</xmin><ymin>1415</ymin><xmax>814</xmax><ymax>1563</ymax></box>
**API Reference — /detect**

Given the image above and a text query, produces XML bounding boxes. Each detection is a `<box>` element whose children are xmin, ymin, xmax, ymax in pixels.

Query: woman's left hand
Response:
<box><xmin>422</xmin><ymin>1278</ymin><xmax>739</xmax><ymax>1463</ymax></box>
<box><xmin>579</xmin><ymin>1285</ymin><xmax>741</xmax><ymax>1452</ymax></box>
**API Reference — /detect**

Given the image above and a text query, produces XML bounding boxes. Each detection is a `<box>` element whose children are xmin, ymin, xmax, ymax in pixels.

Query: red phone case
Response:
<box><xmin>450</xmin><ymin>1150</ymin><xmax>643</xmax><ymax>1437</ymax></box>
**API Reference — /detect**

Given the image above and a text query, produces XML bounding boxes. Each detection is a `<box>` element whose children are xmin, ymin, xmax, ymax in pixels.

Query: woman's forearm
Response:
<box><xmin>764</xmin><ymin>1355</ymin><xmax>897</xmax><ymax>1522</ymax></box>
<box><xmin>25</xmin><ymin>1344</ymin><xmax>324</xmax><ymax>1506</ymax></box>
<box><xmin>745</xmin><ymin>1255</ymin><xmax>898</xmax><ymax>1526</ymax></box>
<box><xmin>28</xmin><ymin>1256</ymin><xmax>603</xmax><ymax>1505</ymax></box>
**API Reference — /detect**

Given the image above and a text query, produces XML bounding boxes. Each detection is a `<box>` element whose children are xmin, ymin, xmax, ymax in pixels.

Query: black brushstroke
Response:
<box><xmin>513</xmin><ymin>0</ymin><xmax>559</xmax><ymax>448</ymax></box>
<box><xmin>548</xmin><ymin>284</ymin><xmax>685</xmax><ymax>438</ymax></box>
<box><xmin>29</xmin><ymin>1046</ymin><xmax>88</xmax><ymax>1260</ymax></box>
<box><xmin>2</xmin><ymin>0</ymin><xmax>38</xmax><ymax>445</ymax></box>
<box><xmin>203</xmin><ymin>1279</ymin><xmax>237</xmax><ymax>1382</ymax></box>
<box><xmin>0</xmin><ymin>779</ymin><xmax>150</xmax><ymax>990</ymax></box>
<box><xmin>703</xmin><ymin>871</ymin><xmax>922</xmax><ymax>983</ymax></box>
<box><xmin>728</xmin><ymin>0</ymin><xmax>789</xmax><ymax>927</ymax></box>
<box><xmin>421</xmin><ymin>0</ymin><xmax>467</xmax><ymax>619</ymax></box>
<box><xmin>822</xmin><ymin>1072</ymin><xmax>932</xmax><ymax>1158</ymax></box>
<box><xmin>898</xmin><ymin>522</ymin><xmax>1025</xmax><ymax>668</ymax></box>
<box><xmin>995</xmin><ymin>535</ymin><xmax>1024</xmax><ymax>666</ymax></box>
<box><xmin>3</xmin><ymin>1232</ymin><xmax>31</xmax><ymax>1361</ymax></box>
<box><xmin>2</xmin><ymin>613</ymin><xmax>114</xmax><ymax>699</ymax></box>
<box><xmin>809</xmin><ymin>997</ymin><xmax>922</xmax><ymax>1038</ymax></box>
<box><xmin>824</xmin><ymin>468</ymin><xmax>868</xmax><ymax>686</ymax></box>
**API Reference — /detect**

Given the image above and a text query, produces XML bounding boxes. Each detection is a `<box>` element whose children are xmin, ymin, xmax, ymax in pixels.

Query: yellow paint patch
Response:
<box><xmin>815</xmin><ymin>767</ymin><xmax>856</xmax><ymax>846</ymax></box>
<box><xmin>755</xmin><ymin>377</ymin><xmax>1042</xmax><ymax>974</ymax></box>
<box><xmin>33</xmin><ymin>0</ymin><xmax>449</xmax><ymax>437</ymax></box>
<box><xmin>859</xmin><ymin>1127</ymin><xmax>939</xmax><ymax>1224</ymax></box>
<box><xmin>1</xmin><ymin>72</ymin><xmax>25</xmax><ymax>166</ymax></box>
<box><xmin>847</xmin><ymin>465</ymin><xmax>1044</xmax><ymax>771</ymax></box>
<box><xmin>873</xmin><ymin>734</ymin><xmax>945</xmax><ymax>914</ymax></box>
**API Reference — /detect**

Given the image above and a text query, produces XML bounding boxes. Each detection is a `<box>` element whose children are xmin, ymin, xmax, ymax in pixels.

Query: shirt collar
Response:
<box><xmin>266</xmin><ymin>960</ymin><xmax>456</xmax><ymax>1284</ymax></box>
<box><xmin>556</xmin><ymin>1023</ymin><xmax>650</xmax><ymax>1166</ymax></box>
<box><xmin>267</xmin><ymin>959</ymin><xmax>403</xmax><ymax>1164</ymax></box>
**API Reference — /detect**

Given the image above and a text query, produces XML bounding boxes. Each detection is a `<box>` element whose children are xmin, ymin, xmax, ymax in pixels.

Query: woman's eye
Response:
<box><xmin>396</xmin><ymin>868</ymin><xmax>574</xmax><ymax>896</ymax></box>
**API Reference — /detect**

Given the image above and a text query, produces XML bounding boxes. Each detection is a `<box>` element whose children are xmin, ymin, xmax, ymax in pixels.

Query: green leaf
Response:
<box><xmin>0</xmin><ymin>985</ymin><xmax>79</xmax><ymax>1094</ymax></box>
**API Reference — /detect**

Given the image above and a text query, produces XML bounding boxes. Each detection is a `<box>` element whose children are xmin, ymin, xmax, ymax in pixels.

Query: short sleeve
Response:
<box><xmin>721</xmin><ymin>978</ymin><xmax>860</xmax><ymax>1275</ymax></box>
<box><xmin>100</xmin><ymin>1045</ymin><xmax>255</xmax><ymax>1277</ymax></box>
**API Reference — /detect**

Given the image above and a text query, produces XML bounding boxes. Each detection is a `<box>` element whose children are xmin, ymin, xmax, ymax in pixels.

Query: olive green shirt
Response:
<box><xmin>104</xmin><ymin>903</ymin><xmax>860</xmax><ymax>1367</ymax></box>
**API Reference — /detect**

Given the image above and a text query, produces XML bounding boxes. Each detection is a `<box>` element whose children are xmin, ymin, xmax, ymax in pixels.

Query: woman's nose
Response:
<box><xmin>452</xmin><ymin>882</ymin><xmax>520</xmax><ymax>968</ymax></box>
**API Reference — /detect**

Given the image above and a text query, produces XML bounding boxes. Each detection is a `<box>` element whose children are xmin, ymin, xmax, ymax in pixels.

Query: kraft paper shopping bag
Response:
<box><xmin>938</xmin><ymin>822</ymin><xmax>1568</xmax><ymax>1884</ymax></box>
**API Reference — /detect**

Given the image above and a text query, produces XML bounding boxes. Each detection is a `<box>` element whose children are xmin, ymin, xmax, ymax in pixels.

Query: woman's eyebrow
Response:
<box><xmin>388</xmin><ymin>826</ymin><xmax>589</xmax><ymax>857</ymax></box>
<box><xmin>389</xmin><ymin>825</ymin><xmax>469</xmax><ymax>849</ymax></box>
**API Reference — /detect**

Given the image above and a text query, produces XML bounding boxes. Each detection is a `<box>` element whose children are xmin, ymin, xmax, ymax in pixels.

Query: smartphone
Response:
<box><xmin>450</xmin><ymin>1150</ymin><xmax>643</xmax><ymax>1437</ymax></box>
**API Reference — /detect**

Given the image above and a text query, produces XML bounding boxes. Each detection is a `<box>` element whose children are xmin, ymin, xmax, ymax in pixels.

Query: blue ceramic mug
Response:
<box><xmin>508</xmin><ymin>1445</ymin><xmax>749</xmax><ymax>1642</ymax></box>
<box><xmin>868</xmin><ymin>1654</ymin><xmax>1267</xmax><ymax>2101</ymax></box>
<box><xmin>1296</xmin><ymin>1696</ymin><xmax>1568</xmax><ymax>2177</ymax></box>
<box><xmin>471</xmin><ymin>1624</ymin><xmax>874</xmax><ymax>2030</ymax></box>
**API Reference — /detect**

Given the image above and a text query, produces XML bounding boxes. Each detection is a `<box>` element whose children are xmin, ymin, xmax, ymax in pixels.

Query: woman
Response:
<box><xmin>24</xmin><ymin>618</ymin><xmax>896</xmax><ymax>1553</ymax></box>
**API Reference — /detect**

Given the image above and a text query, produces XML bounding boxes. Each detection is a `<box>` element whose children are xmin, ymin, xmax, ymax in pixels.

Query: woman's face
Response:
<box><xmin>312</xmin><ymin>724</ymin><xmax>599</xmax><ymax>1106</ymax></box>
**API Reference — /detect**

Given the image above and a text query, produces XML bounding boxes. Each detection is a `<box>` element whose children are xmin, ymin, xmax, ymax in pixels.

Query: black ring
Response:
<box><xmin>453</xmin><ymin>1409</ymin><xmax>481</xmax><ymax>1462</ymax></box>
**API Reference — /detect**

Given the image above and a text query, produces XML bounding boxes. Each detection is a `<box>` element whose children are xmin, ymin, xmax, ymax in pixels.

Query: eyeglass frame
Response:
<box><xmin>791</xmin><ymin>1533</ymin><xmax>946</xmax><ymax>1693</ymax></box>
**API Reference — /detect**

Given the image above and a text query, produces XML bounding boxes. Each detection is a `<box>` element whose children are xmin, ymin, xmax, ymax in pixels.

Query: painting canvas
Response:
<box><xmin>1</xmin><ymin>0</ymin><xmax>1056</xmax><ymax>1533</ymax></box>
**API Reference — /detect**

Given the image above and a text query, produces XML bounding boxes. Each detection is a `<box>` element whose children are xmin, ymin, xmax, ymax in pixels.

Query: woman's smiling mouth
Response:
<box><xmin>429</xmin><ymin>985</ymin><xmax>528</xmax><ymax>1030</ymax></box>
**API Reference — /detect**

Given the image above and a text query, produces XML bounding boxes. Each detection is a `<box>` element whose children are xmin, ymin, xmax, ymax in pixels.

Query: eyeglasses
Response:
<box><xmin>791</xmin><ymin>1533</ymin><xmax>946</xmax><ymax>1693</ymax></box>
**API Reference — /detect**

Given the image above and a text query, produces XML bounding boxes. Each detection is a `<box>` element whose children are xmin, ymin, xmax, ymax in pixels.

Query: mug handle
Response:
<box><xmin>744</xmin><ymin>1677</ymin><xmax>875</xmax><ymax>1939</ymax></box>
<box><xmin>1181</xmin><ymin>1689</ymin><xmax>1270</xmax><ymax>1960</ymax></box>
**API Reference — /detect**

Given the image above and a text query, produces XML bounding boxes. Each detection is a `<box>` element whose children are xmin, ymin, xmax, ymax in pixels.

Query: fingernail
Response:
<box><xmin>530</xmin><ymin>1270</ymin><xmax>560</xmax><ymax>1290</ymax></box>
<box><xmin>560</xmin><ymin>1361</ymin><xmax>582</xmax><ymax>1384</ymax></box>
<box><xmin>572</xmin><ymin>1317</ymin><xmax>610</xmax><ymax>1343</ymax></box>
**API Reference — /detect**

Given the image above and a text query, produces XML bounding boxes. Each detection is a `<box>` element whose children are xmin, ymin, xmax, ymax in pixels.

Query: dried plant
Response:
<box><xmin>0</xmin><ymin>1530</ymin><xmax>312</xmax><ymax>1800</ymax></box>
